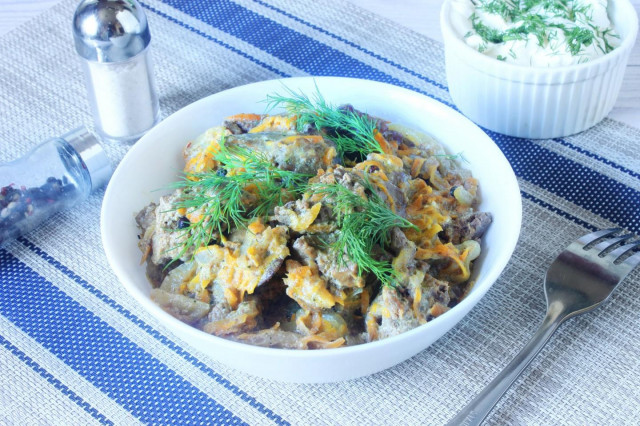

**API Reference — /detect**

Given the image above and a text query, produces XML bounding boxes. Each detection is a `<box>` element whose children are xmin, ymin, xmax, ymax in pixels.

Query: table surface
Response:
<box><xmin>1</xmin><ymin>0</ymin><xmax>638</xmax><ymax>129</ymax></box>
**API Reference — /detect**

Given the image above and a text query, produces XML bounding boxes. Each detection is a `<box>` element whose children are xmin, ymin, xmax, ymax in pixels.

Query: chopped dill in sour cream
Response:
<box><xmin>454</xmin><ymin>0</ymin><xmax>620</xmax><ymax>66</ymax></box>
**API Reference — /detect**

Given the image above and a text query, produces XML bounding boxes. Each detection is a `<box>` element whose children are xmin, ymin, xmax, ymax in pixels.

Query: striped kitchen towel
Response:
<box><xmin>0</xmin><ymin>0</ymin><xmax>639</xmax><ymax>424</ymax></box>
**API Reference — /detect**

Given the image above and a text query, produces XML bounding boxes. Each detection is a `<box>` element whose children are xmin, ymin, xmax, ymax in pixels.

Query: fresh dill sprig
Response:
<box><xmin>564</xmin><ymin>25</ymin><xmax>594</xmax><ymax>55</ymax></box>
<box><xmin>312</xmin><ymin>178</ymin><xmax>418</xmax><ymax>286</ymax></box>
<box><xmin>477</xmin><ymin>0</ymin><xmax>517</xmax><ymax>20</ymax></box>
<box><xmin>169</xmin><ymin>136</ymin><xmax>312</xmax><ymax>260</ymax></box>
<box><xmin>170</xmin><ymin>170</ymin><xmax>245</xmax><ymax>261</ymax></box>
<box><xmin>471</xmin><ymin>12</ymin><xmax>507</xmax><ymax>43</ymax></box>
<box><xmin>469</xmin><ymin>0</ymin><xmax>618</xmax><ymax>58</ymax></box>
<box><xmin>265</xmin><ymin>86</ymin><xmax>384</xmax><ymax>161</ymax></box>
<box><xmin>435</xmin><ymin>151</ymin><xmax>469</xmax><ymax>163</ymax></box>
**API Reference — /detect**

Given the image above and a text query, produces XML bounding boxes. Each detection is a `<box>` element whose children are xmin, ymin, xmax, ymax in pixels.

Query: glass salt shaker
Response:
<box><xmin>0</xmin><ymin>127</ymin><xmax>112</xmax><ymax>248</ymax></box>
<box><xmin>73</xmin><ymin>0</ymin><xmax>160</xmax><ymax>143</ymax></box>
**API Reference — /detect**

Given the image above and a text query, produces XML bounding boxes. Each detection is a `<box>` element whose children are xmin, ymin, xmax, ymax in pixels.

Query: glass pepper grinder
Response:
<box><xmin>0</xmin><ymin>127</ymin><xmax>112</xmax><ymax>248</ymax></box>
<box><xmin>73</xmin><ymin>0</ymin><xmax>160</xmax><ymax>143</ymax></box>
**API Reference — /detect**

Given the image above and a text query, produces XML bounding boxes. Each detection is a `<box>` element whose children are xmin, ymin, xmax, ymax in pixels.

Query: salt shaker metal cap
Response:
<box><xmin>73</xmin><ymin>0</ymin><xmax>151</xmax><ymax>62</ymax></box>
<box><xmin>72</xmin><ymin>0</ymin><xmax>160</xmax><ymax>144</ymax></box>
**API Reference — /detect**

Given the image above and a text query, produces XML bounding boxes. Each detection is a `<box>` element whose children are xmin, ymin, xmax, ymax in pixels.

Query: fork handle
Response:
<box><xmin>446</xmin><ymin>302</ymin><xmax>567</xmax><ymax>426</ymax></box>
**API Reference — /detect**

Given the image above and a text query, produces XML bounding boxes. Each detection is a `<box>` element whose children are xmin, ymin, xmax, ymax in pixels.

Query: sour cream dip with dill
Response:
<box><xmin>450</xmin><ymin>0</ymin><xmax>620</xmax><ymax>67</ymax></box>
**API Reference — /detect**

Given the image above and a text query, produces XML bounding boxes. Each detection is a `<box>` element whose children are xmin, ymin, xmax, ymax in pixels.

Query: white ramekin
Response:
<box><xmin>440</xmin><ymin>0</ymin><xmax>639</xmax><ymax>139</ymax></box>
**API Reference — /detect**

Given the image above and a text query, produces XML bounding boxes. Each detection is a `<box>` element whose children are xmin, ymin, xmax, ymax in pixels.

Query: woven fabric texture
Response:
<box><xmin>1</xmin><ymin>0</ymin><xmax>639</xmax><ymax>424</ymax></box>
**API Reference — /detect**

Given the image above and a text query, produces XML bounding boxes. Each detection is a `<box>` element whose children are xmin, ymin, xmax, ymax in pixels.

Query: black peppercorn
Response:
<box><xmin>177</xmin><ymin>216</ymin><xmax>191</xmax><ymax>229</ymax></box>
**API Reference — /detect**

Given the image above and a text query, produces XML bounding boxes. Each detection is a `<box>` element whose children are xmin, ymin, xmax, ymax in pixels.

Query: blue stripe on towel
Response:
<box><xmin>488</xmin><ymin>131</ymin><xmax>640</xmax><ymax>234</ymax></box>
<box><xmin>248</xmin><ymin>0</ymin><xmax>450</xmax><ymax>92</ymax></box>
<box><xmin>16</xmin><ymin>238</ymin><xmax>289</xmax><ymax>425</ymax></box>
<box><xmin>0</xmin><ymin>334</ymin><xmax>113</xmax><ymax>425</ymax></box>
<box><xmin>145</xmin><ymin>4</ymin><xmax>288</xmax><ymax>77</ymax></box>
<box><xmin>154</xmin><ymin>0</ymin><xmax>414</xmax><ymax>86</ymax></box>
<box><xmin>552</xmin><ymin>138</ymin><xmax>640</xmax><ymax>181</ymax></box>
<box><xmin>0</xmin><ymin>250</ymin><xmax>248</xmax><ymax>425</ymax></box>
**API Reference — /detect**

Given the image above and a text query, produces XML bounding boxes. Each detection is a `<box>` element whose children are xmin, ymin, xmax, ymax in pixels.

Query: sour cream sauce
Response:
<box><xmin>450</xmin><ymin>0</ymin><xmax>619</xmax><ymax>67</ymax></box>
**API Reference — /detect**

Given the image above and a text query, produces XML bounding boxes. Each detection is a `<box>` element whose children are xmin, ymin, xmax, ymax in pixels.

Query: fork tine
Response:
<box><xmin>593</xmin><ymin>234</ymin><xmax>634</xmax><ymax>254</ymax></box>
<box><xmin>577</xmin><ymin>228</ymin><xmax>621</xmax><ymax>246</ymax></box>
<box><xmin>608</xmin><ymin>240</ymin><xmax>640</xmax><ymax>262</ymax></box>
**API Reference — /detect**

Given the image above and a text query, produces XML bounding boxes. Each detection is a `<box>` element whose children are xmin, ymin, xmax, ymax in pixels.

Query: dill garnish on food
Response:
<box><xmin>166</xmin><ymin>90</ymin><xmax>458</xmax><ymax>284</ymax></box>
<box><xmin>171</xmin><ymin>132</ymin><xmax>418</xmax><ymax>285</ymax></box>
<box><xmin>169</xmin><ymin>136</ymin><xmax>311</xmax><ymax>260</ymax></box>
<box><xmin>435</xmin><ymin>151</ymin><xmax>468</xmax><ymax>163</ymax></box>
<box><xmin>135</xmin><ymin>92</ymin><xmax>492</xmax><ymax>348</ymax></box>
<box><xmin>312</xmin><ymin>178</ymin><xmax>418</xmax><ymax>286</ymax></box>
<box><xmin>265</xmin><ymin>87</ymin><xmax>385</xmax><ymax>162</ymax></box>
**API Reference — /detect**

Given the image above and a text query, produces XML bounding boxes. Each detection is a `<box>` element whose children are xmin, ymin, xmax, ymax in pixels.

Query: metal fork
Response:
<box><xmin>447</xmin><ymin>228</ymin><xmax>640</xmax><ymax>426</ymax></box>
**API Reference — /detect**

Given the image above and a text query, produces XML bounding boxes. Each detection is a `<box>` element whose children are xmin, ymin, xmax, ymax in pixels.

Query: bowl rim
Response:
<box><xmin>440</xmin><ymin>0</ymin><xmax>639</xmax><ymax>74</ymax></box>
<box><xmin>101</xmin><ymin>76</ymin><xmax>523</xmax><ymax>360</ymax></box>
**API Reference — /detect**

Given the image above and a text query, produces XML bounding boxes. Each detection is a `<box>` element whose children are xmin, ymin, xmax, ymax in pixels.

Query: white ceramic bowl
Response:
<box><xmin>101</xmin><ymin>77</ymin><xmax>522</xmax><ymax>383</ymax></box>
<box><xmin>441</xmin><ymin>0</ymin><xmax>639</xmax><ymax>139</ymax></box>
